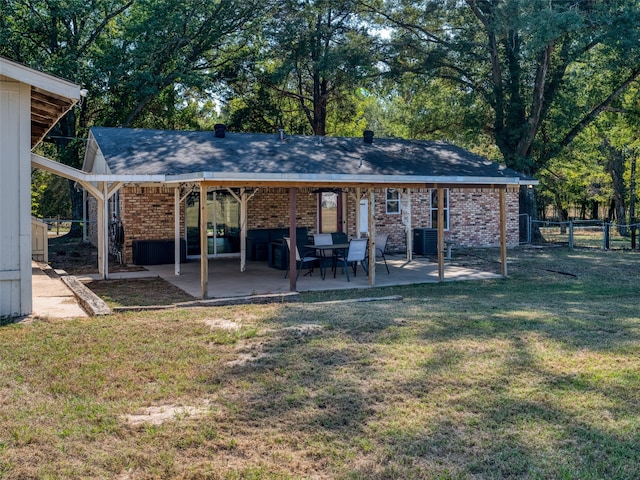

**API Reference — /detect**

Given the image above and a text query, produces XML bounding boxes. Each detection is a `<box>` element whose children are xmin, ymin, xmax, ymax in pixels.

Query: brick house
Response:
<box><xmin>82</xmin><ymin>126</ymin><xmax>535</xmax><ymax>289</ymax></box>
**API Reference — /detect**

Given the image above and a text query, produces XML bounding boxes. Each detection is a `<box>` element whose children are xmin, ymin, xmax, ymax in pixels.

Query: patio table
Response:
<box><xmin>306</xmin><ymin>243</ymin><xmax>351</xmax><ymax>279</ymax></box>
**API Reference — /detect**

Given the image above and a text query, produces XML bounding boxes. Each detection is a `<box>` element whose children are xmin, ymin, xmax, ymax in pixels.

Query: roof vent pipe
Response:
<box><xmin>279</xmin><ymin>128</ymin><xmax>285</xmax><ymax>140</ymax></box>
<box><xmin>214</xmin><ymin>123</ymin><xmax>226</xmax><ymax>138</ymax></box>
<box><xmin>363</xmin><ymin>130</ymin><xmax>374</xmax><ymax>144</ymax></box>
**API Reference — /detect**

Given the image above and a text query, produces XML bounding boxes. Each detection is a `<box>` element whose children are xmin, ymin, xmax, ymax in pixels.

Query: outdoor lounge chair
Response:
<box><xmin>334</xmin><ymin>238</ymin><xmax>368</xmax><ymax>282</ymax></box>
<box><xmin>284</xmin><ymin>237</ymin><xmax>322</xmax><ymax>280</ymax></box>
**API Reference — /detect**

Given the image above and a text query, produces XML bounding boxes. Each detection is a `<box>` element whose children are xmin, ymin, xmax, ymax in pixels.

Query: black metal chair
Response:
<box><xmin>284</xmin><ymin>237</ymin><xmax>322</xmax><ymax>279</ymax></box>
<box><xmin>375</xmin><ymin>233</ymin><xmax>390</xmax><ymax>274</ymax></box>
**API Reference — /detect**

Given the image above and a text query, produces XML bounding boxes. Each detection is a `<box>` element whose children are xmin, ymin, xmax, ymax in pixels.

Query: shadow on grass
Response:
<box><xmin>197</xmin><ymin>247</ymin><xmax>640</xmax><ymax>477</ymax></box>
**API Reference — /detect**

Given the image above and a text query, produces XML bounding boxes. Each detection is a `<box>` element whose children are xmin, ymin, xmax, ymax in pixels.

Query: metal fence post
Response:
<box><xmin>602</xmin><ymin>222</ymin><xmax>610</xmax><ymax>250</ymax></box>
<box><xmin>568</xmin><ymin>220</ymin><xmax>574</xmax><ymax>250</ymax></box>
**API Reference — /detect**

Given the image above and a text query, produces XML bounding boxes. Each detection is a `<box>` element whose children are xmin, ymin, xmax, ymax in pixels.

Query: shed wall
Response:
<box><xmin>0</xmin><ymin>80</ymin><xmax>32</xmax><ymax>317</ymax></box>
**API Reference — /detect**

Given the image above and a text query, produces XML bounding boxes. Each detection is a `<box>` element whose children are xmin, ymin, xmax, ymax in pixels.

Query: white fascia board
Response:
<box><xmin>31</xmin><ymin>153</ymin><xmax>165</xmax><ymax>183</ymax></box>
<box><xmin>0</xmin><ymin>57</ymin><xmax>81</xmax><ymax>100</ymax></box>
<box><xmin>519</xmin><ymin>178</ymin><xmax>539</xmax><ymax>186</ymax></box>
<box><xmin>164</xmin><ymin>171</ymin><xmax>521</xmax><ymax>185</ymax></box>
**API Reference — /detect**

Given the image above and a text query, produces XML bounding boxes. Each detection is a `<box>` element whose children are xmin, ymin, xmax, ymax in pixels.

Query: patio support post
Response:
<box><xmin>403</xmin><ymin>188</ymin><xmax>412</xmax><ymax>261</ymax></box>
<box><xmin>437</xmin><ymin>187</ymin><xmax>445</xmax><ymax>282</ymax></box>
<box><xmin>355</xmin><ymin>187</ymin><xmax>361</xmax><ymax>238</ymax></box>
<box><xmin>102</xmin><ymin>182</ymin><xmax>110</xmax><ymax>280</ymax></box>
<box><xmin>200</xmin><ymin>183</ymin><xmax>208</xmax><ymax>299</ymax></box>
<box><xmin>289</xmin><ymin>187</ymin><xmax>297</xmax><ymax>292</ymax></box>
<box><xmin>82</xmin><ymin>189</ymin><xmax>87</xmax><ymax>242</ymax></box>
<box><xmin>174</xmin><ymin>186</ymin><xmax>181</xmax><ymax>276</ymax></box>
<box><xmin>368</xmin><ymin>188</ymin><xmax>376</xmax><ymax>286</ymax></box>
<box><xmin>96</xmin><ymin>185</ymin><xmax>105</xmax><ymax>278</ymax></box>
<box><xmin>499</xmin><ymin>187</ymin><xmax>508</xmax><ymax>277</ymax></box>
<box><xmin>240</xmin><ymin>188</ymin><xmax>247</xmax><ymax>272</ymax></box>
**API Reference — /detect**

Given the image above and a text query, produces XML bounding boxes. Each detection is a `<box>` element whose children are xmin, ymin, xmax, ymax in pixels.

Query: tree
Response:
<box><xmin>97</xmin><ymin>0</ymin><xmax>267</xmax><ymax>129</ymax></box>
<box><xmin>378</xmin><ymin>0</ymin><xmax>640</xmax><ymax>170</ymax></box>
<box><xmin>2</xmin><ymin>0</ymin><xmax>136</xmax><ymax>235</ymax></box>
<box><xmin>372</xmin><ymin>0</ymin><xmax>640</xmax><ymax>220</ymax></box>
<box><xmin>2</xmin><ymin>0</ymin><xmax>266</xmax><ymax>235</ymax></box>
<box><xmin>256</xmin><ymin>0</ymin><xmax>380</xmax><ymax>136</ymax></box>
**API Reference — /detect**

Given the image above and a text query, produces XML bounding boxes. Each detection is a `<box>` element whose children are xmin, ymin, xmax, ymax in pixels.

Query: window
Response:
<box><xmin>430</xmin><ymin>189</ymin><xmax>449</xmax><ymax>230</ymax></box>
<box><xmin>386</xmin><ymin>188</ymin><xmax>400</xmax><ymax>214</ymax></box>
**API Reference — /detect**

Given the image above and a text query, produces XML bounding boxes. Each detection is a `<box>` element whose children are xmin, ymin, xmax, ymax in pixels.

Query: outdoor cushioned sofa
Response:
<box><xmin>247</xmin><ymin>228</ymin><xmax>309</xmax><ymax>267</ymax></box>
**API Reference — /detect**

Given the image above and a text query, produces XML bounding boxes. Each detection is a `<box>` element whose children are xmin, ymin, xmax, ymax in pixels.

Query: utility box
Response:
<box><xmin>413</xmin><ymin>228</ymin><xmax>438</xmax><ymax>255</ymax></box>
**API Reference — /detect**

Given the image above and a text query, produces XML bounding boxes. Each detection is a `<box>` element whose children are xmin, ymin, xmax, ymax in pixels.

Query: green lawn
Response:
<box><xmin>1</xmin><ymin>247</ymin><xmax>639</xmax><ymax>479</ymax></box>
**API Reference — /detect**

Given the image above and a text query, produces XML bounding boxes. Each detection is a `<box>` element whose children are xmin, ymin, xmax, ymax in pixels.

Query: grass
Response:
<box><xmin>2</xmin><ymin>247</ymin><xmax>640</xmax><ymax>478</ymax></box>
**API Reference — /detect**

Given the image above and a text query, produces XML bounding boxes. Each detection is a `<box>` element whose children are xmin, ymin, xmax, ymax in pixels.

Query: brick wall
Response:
<box><xmin>247</xmin><ymin>188</ymin><xmax>317</xmax><ymax>230</ymax></box>
<box><xmin>447</xmin><ymin>187</ymin><xmax>519</xmax><ymax>247</ymax></box>
<box><xmin>120</xmin><ymin>186</ymin><xmax>183</xmax><ymax>264</ymax></box>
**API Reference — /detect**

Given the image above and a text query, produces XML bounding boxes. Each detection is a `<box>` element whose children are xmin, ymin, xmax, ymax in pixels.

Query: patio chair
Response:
<box><xmin>313</xmin><ymin>233</ymin><xmax>333</xmax><ymax>246</ymax></box>
<box><xmin>313</xmin><ymin>233</ymin><xmax>336</xmax><ymax>272</ymax></box>
<box><xmin>334</xmin><ymin>238</ymin><xmax>368</xmax><ymax>282</ymax></box>
<box><xmin>283</xmin><ymin>237</ymin><xmax>322</xmax><ymax>280</ymax></box>
<box><xmin>374</xmin><ymin>233</ymin><xmax>390</xmax><ymax>274</ymax></box>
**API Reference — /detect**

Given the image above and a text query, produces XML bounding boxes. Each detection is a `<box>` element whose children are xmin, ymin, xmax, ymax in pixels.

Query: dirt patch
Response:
<box><xmin>204</xmin><ymin>318</ymin><xmax>242</xmax><ymax>330</ymax></box>
<box><xmin>124</xmin><ymin>403</ymin><xmax>211</xmax><ymax>426</ymax></box>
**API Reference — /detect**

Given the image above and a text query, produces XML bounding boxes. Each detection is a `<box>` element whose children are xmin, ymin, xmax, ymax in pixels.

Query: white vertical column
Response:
<box><xmin>174</xmin><ymin>186</ymin><xmax>181</xmax><ymax>276</ymax></box>
<box><xmin>200</xmin><ymin>183</ymin><xmax>208</xmax><ymax>299</ymax></box>
<box><xmin>368</xmin><ymin>188</ymin><xmax>376</xmax><ymax>286</ymax></box>
<box><xmin>240</xmin><ymin>188</ymin><xmax>248</xmax><ymax>272</ymax></box>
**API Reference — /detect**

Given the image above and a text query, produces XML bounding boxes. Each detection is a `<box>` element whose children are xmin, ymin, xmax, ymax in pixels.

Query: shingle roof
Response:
<box><xmin>88</xmin><ymin>127</ymin><xmax>534</xmax><ymax>184</ymax></box>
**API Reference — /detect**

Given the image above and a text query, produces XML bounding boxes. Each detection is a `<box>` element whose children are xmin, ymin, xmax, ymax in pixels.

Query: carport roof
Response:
<box><xmin>87</xmin><ymin>126</ymin><xmax>537</xmax><ymax>186</ymax></box>
<box><xmin>0</xmin><ymin>56</ymin><xmax>81</xmax><ymax>147</ymax></box>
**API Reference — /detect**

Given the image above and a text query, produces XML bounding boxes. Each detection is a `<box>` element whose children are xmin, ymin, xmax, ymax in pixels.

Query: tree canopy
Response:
<box><xmin>2</xmin><ymin>0</ymin><xmax>640</xmax><ymax>225</ymax></box>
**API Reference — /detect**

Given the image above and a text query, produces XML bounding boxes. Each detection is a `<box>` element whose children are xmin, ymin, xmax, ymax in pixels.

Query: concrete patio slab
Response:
<box><xmin>79</xmin><ymin>255</ymin><xmax>500</xmax><ymax>300</ymax></box>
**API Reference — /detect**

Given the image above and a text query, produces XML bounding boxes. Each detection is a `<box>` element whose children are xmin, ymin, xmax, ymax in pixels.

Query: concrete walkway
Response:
<box><xmin>31</xmin><ymin>262</ymin><xmax>88</xmax><ymax>318</ymax></box>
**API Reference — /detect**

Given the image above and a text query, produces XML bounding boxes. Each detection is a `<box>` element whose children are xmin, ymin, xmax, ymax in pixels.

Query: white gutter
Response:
<box><xmin>164</xmin><ymin>171</ymin><xmax>526</xmax><ymax>186</ymax></box>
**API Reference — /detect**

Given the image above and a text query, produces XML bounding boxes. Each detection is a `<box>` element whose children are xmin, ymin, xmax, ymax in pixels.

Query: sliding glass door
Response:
<box><xmin>185</xmin><ymin>189</ymin><xmax>240</xmax><ymax>257</ymax></box>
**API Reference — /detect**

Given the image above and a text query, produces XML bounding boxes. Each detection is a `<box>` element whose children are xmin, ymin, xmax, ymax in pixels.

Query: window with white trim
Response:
<box><xmin>386</xmin><ymin>188</ymin><xmax>400</xmax><ymax>214</ymax></box>
<box><xmin>430</xmin><ymin>189</ymin><xmax>449</xmax><ymax>230</ymax></box>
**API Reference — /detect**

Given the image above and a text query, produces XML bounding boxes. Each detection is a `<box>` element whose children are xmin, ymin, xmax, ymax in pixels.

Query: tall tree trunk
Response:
<box><xmin>519</xmin><ymin>186</ymin><xmax>542</xmax><ymax>242</ymax></box>
<box><xmin>602</xmin><ymin>138</ymin><xmax>627</xmax><ymax>235</ymax></box>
